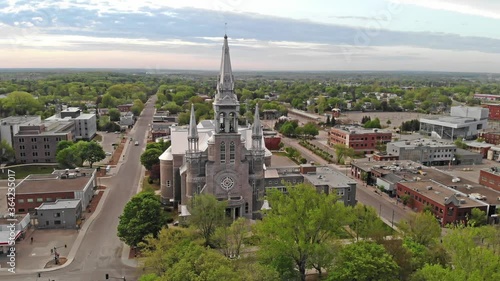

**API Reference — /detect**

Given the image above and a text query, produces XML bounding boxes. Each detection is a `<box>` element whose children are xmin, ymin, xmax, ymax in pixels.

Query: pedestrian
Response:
<box><xmin>31</xmin><ymin>237</ymin><xmax>33</xmax><ymax>243</ymax></box>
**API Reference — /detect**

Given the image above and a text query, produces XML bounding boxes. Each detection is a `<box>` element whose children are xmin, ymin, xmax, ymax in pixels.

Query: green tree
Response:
<box><xmin>131</xmin><ymin>99</ymin><xmax>145</xmax><ymax>116</ymax></box>
<box><xmin>2</xmin><ymin>91</ymin><xmax>42</xmax><ymax>115</ymax></box>
<box><xmin>302</xmin><ymin>122</ymin><xmax>319</xmax><ymax>138</ymax></box>
<box><xmin>108</xmin><ymin>108</ymin><xmax>121</xmax><ymax>121</ymax></box>
<box><xmin>56</xmin><ymin>140</ymin><xmax>74</xmax><ymax>154</ymax></box>
<box><xmin>280</xmin><ymin>122</ymin><xmax>296</xmax><ymax>137</ymax></box>
<box><xmin>351</xmin><ymin>204</ymin><xmax>391</xmax><ymax>242</ymax></box>
<box><xmin>140</xmin><ymin>148</ymin><xmax>163</xmax><ymax>171</ymax></box>
<box><xmin>398</xmin><ymin>211</ymin><xmax>441</xmax><ymax>247</ymax></box>
<box><xmin>412</xmin><ymin>226</ymin><xmax>500</xmax><ymax>281</ymax></box>
<box><xmin>0</xmin><ymin>139</ymin><xmax>15</xmax><ymax>164</ymax></box>
<box><xmin>56</xmin><ymin>147</ymin><xmax>82</xmax><ymax>168</ymax></box>
<box><xmin>256</xmin><ymin>183</ymin><xmax>351</xmax><ymax>281</ymax></box>
<box><xmin>327</xmin><ymin>241</ymin><xmax>399</xmax><ymax>281</ymax></box>
<box><xmin>146</xmin><ymin>140</ymin><xmax>171</xmax><ymax>151</ymax></box>
<box><xmin>188</xmin><ymin>194</ymin><xmax>227</xmax><ymax>247</ymax></box>
<box><xmin>467</xmin><ymin>208</ymin><xmax>487</xmax><ymax>227</ymax></box>
<box><xmin>79</xmin><ymin>141</ymin><xmax>106</xmax><ymax>168</ymax></box>
<box><xmin>213</xmin><ymin>217</ymin><xmax>250</xmax><ymax>258</ymax></box>
<box><xmin>117</xmin><ymin>191</ymin><xmax>168</xmax><ymax>247</ymax></box>
<box><xmin>333</xmin><ymin>144</ymin><xmax>354</xmax><ymax>165</ymax></box>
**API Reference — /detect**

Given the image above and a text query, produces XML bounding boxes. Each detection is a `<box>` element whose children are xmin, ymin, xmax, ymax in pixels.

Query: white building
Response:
<box><xmin>387</xmin><ymin>139</ymin><xmax>457</xmax><ymax>166</ymax></box>
<box><xmin>419</xmin><ymin>106</ymin><xmax>488</xmax><ymax>140</ymax></box>
<box><xmin>46</xmin><ymin>107</ymin><xmax>96</xmax><ymax>140</ymax></box>
<box><xmin>0</xmin><ymin>116</ymin><xmax>42</xmax><ymax>147</ymax></box>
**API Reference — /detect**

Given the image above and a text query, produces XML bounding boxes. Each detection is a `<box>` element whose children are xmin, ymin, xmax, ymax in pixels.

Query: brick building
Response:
<box><xmin>479</xmin><ymin>132</ymin><xmax>500</xmax><ymax>145</ymax></box>
<box><xmin>11</xmin><ymin>168</ymin><xmax>96</xmax><ymax>214</ymax></box>
<box><xmin>479</xmin><ymin>167</ymin><xmax>500</xmax><ymax>192</ymax></box>
<box><xmin>329</xmin><ymin>126</ymin><xmax>392</xmax><ymax>154</ymax></box>
<box><xmin>482</xmin><ymin>104</ymin><xmax>500</xmax><ymax>120</ymax></box>
<box><xmin>396</xmin><ymin>180</ymin><xmax>488</xmax><ymax>226</ymax></box>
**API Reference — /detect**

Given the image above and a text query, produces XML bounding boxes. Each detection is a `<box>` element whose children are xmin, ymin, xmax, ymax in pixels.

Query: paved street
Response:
<box><xmin>4</xmin><ymin>96</ymin><xmax>156</xmax><ymax>281</ymax></box>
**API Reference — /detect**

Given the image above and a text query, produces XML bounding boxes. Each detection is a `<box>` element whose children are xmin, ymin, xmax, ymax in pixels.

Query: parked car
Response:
<box><xmin>135</xmin><ymin>141</ymin><xmax>139</xmax><ymax>146</ymax></box>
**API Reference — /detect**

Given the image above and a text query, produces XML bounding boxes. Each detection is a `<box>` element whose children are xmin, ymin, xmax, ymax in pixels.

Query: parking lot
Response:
<box><xmin>95</xmin><ymin>131</ymin><xmax>123</xmax><ymax>166</ymax></box>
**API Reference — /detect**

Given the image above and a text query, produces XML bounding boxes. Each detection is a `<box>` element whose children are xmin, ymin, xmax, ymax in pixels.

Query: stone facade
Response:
<box><xmin>159</xmin><ymin>35</ymin><xmax>271</xmax><ymax>219</ymax></box>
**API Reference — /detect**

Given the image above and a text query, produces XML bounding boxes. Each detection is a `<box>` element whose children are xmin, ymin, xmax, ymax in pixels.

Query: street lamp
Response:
<box><xmin>51</xmin><ymin>244</ymin><xmax>67</xmax><ymax>264</ymax></box>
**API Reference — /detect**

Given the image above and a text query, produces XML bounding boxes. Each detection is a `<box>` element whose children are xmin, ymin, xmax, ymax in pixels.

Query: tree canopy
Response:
<box><xmin>256</xmin><ymin>183</ymin><xmax>351</xmax><ymax>281</ymax></box>
<box><xmin>117</xmin><ymin>191</ymin><xmax>169</xmax><ymax>247</ymax></box>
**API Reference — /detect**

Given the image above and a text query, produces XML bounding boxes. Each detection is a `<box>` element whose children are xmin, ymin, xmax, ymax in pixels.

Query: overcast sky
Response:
<box><xmin>1</xmin><ymin>0</ymin><xmax>500</xmax><ymax>72</ymax></box>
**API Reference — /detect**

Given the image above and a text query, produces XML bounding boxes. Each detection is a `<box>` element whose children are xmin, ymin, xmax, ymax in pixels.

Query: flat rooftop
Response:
<box><xmin>303</xmin><ymin>166</ymin><xmax>356</xmax><ymax>187</ymax></box>
<box><xmin>421</xmin><ymin>116</ymin><xmax>477</xmax><ymax>124</ymax></box>
<box><xmin>75</xmin><ymin>113</ymin><xmax>95</xmax><ymax>119</ymax></box>
<box><xmin>332</xmin><ymin>126</ymin><xmax>391</xmax><ymax>135</ymax></box>
<box><xmin>36</xmin><ymin>199</ymin><xmax>81</xmax><ymax>210</ymax></box>
<box><xmin>390</xmin><ymin>139</ymin><xmax>455</xmax><ymax>148</ymax></box>
<box><xmin>0</xmin><ymin>115</ymin><xmax>40</xmax><ymax>125</ymax></box>
<box><xmin>15</xmin><ymin>169</ymin><xmax>95</xmax><ymax>194</ymax></box>
<box><xmin>401</xmin><ymin>180</ymin><xmax>486</xmax><ymax>208</ymax></box>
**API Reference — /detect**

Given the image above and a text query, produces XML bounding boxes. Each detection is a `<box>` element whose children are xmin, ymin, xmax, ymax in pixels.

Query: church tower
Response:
<box><xmin>205</xmin><ymin>34</ymin><xmax>254</xmax><ymax>219</ymax></box>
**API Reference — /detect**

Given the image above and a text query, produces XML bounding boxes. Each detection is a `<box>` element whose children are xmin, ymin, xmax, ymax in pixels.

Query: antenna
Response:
<box><xmin>225</xmin><ymin>22</ymin><xmax>227</xmax><ymax>35</ymax></box>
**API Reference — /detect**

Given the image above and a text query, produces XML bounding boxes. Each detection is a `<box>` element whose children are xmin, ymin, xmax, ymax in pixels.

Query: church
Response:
<box><xmin>159</xmin><ymin>34</ymin><xmax>273</xmax><ymax>219</ymax></box>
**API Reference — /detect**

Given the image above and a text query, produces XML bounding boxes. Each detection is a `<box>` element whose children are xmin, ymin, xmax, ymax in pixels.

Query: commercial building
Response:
<box><xmin>419</xmin><ymin>106</ymin><xmax>489</xmax><ymax>140</ymax></box>
<box><xmin>464</xmin><ymin>141</ymin><xmax>491</xmax><ymax>158</ymax></box>
<box><xmin>455</xmin><ymin>148</ymin><xmax>483</xmax><ymax>165</ymax></box>
<box><xmin>386</xmin><ymin>139</ymin><xmax>457</xmax><ymax>166</ymax></box>
<box><xmin>482</xmin><ymin>104</ymin><xmax>500</xmax><ymax>120</ymax></box>
<box><xmin>11</xmin><ymin>168</ymin><xmax>96</xmax><ymax>214</ymax></box>
<box><xmin>479</xmin><ymin>167</ymin><xmax>500</xmax><ymax>192</ymax></box>
<box><xmin>13</xmin><ymin>121</ymin><xmax>75</xmax><ymax>163</ymax></box>
<box><xmin>263</xmin><ymin>165</ymin><xmax>357</xmax><ymax>206</ymax></box>
<box><xmin>46</xmin><ymin>107</ymin><xmax>96</xmax><ymax>140</ymax></box>
<box><xmin>0</xmin><ymin>115</ymin><xmax>41</xmax><ymax>147</ymax></box>
<box><xmin>329</xmin><ymin>126</ymin><xmax>392</xmax><ymax>154</ymax></box>
<box><xmin>302</xmin><ymin>166</ymin><xmax>357</xmax><ymax>205</ymax></box>
<box><xmin>396</xmin><ymin>180</ymin><xmax>488</xmax><ymax>226</ymax></box>
<box><xmin>35</xmin><ymin>199</ymin><xmax>82</xmax><ymax>229</ymax></box>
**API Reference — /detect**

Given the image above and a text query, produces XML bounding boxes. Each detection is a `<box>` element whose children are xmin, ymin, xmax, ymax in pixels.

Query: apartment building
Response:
<box><xmin>13</xmin><ymin>121</ymin><xmax>75</xmax><ymax>163</ymax></box>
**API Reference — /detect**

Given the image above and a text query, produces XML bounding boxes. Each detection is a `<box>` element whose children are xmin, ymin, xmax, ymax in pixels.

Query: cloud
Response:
<box><xmin>393</xmin><ymin>0</ymin><xmax>500</xmax><ymax>20</ymax></box>
<box><xmin>0</xmin><ymin>2</ymin><xmax>500</xmax><ymax>72</ymax></box>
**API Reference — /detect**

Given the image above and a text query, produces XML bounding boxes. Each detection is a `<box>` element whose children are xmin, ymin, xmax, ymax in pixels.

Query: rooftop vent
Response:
<box><xmin>459</xmin><ymin>199</ymin><xmax>466</xmax><ymax>204</ymax></box>
<box><xmin>426</xmin><ymin>186</ymin><xmax>432</xmax><ymax>190</ymax></box>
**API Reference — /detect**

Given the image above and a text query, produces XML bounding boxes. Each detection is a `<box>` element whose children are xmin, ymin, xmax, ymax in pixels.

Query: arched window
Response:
<box><xmin>220</xmin><ymin>142</ymin><xmax>226</xmax><ymax>163</ymax></box>
<box><xmin>229</xmin><ymin>141</ymin><xmax>235</xmax><ymax>163</ymax></box>
<box><xmin>219</xmin><ymin>112</ymin><xmax>226</xmax><ymax>133</ymax></box>
<box><xmin>229</xmin><ymin>112</ymin><xmax>235</xmax><ymax>132</ymax></box>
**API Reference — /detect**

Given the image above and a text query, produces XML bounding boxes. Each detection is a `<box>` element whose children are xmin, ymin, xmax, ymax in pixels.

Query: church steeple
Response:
<box><xmin>252</xmin><ymin>104</ymin><xmax>263</xmax><ymax>150</ymax></box>
<box><xmin>188</xmin><ymin>104</ymin><xmax>198</xmax><ymax>152</ymax></box>
<box><xmin>217</xmin><ymin>34</ymin><xmax>235</xmax><ymax>93</ymax></box>
<box><xmin>213</xmin><ymin>34</ymin><xmax>240</xmax><ymax>134</ymax></box>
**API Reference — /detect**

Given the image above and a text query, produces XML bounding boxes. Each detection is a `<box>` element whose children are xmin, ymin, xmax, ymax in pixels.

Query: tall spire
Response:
<box><xmin>188</xmin><ymin>104</ymin><xmax>198</xmax><ymax>139</ymax></box>
<box><xmin>217</xmin><ymin>34</ymin><xmax>234</xmax><ymax>93</ymax></box>
<box><xmin>252</xmin><ymin>104</ymin><xmax>262</xmax><ymax>137</ymax></box>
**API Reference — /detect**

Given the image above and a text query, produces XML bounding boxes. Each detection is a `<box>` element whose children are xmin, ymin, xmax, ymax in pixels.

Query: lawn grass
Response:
<box><xmin>0</xmin><ymin>164</ymin><xmax>58</xmax><ymax>179</ymax></box>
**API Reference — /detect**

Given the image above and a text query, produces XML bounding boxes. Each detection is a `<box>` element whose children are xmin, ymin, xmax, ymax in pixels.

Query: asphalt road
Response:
<box><xmin>9</xmin><ymin>97</ymin><xmax>156</xmax><ymax>281</ymax></box>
